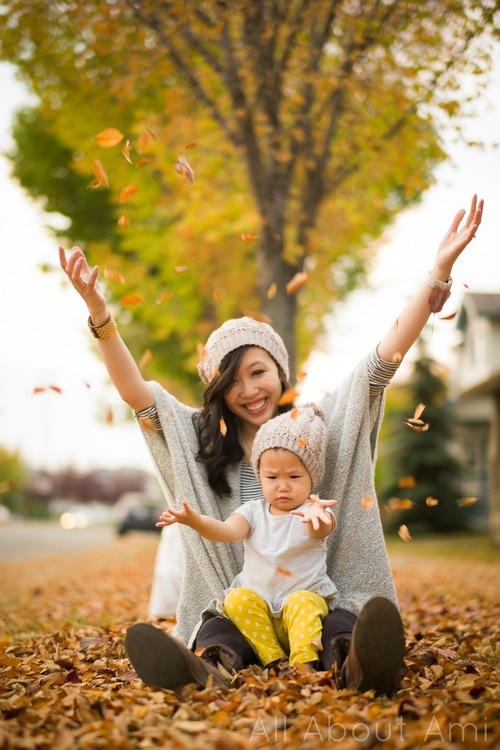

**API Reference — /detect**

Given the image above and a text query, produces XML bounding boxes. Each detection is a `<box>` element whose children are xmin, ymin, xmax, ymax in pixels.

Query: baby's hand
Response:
<box><xmin>290</xmin><ymin>498</ymin><xmax>336</xmax><ymax>531</ymax></box>
<box><xmin>156</xmin><ymin>500</ymin><xmax>199</xmax><ymax>528</ymax></box>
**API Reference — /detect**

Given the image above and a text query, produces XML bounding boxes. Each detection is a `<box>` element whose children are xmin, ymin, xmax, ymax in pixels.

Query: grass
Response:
<box><xmin>385</xmin><ymin>531</ymin><xmax>500</xmax><ymax>564</ymax></box>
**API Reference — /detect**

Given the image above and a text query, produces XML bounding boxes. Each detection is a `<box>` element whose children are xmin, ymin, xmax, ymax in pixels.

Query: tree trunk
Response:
<box><xmin>256</xmin><ymin>226</ymin><xmax>299</xmax><ymax>381</ymax></box>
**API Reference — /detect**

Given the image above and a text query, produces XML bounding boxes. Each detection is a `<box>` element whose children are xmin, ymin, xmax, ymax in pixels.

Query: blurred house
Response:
<box><xmin>452</xmin><ymin>292</ymin><xmax>500</xmax><ymax>542</ymax></box>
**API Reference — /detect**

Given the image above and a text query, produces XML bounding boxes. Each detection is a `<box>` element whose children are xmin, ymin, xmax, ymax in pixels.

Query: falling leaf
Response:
<box><xmin>290</xmin><ymin>407</ymin><xmax>299</xmax><ymax>420</ymax></box>
<box><xmin>361</xmin><ymin>493</ymin><xmax>374</xmax><ymax>511</ymax></box>
<box><xmin>214</xmin><ymin>290</ymin><xmax>222</xmax><ymax>302</ymax></box>
<box><xmin>414</xmin><ymin>404</ymin><xmax>426</xmax><ymax>420</ymax></box>
<box><xmin>139</xmin><ymin>349</ymin><xmax>152</xmax><ymax>371</ymax></box>
<box><xmin>139</xmin><ymin>416</ymin><xmax>158</xmax><ymax>433</ymax></box>
<box><xmin>94</xmin><ymin>128</ymin><xmax>124</xmax><ymax>148</ymax></box>
<box><xmin>122</xmin><ymin>139</ymin><xmax>133</xmax><ymax>164</ymax></box>
<box><xmin>93</xmin><ymin>159</ymin><xmax>109</xmax><ymax>187</ymax></box>
<box><xmin>89</xmin><ymin>180</ymin><xmax>101</xmax><ymax>189</ymax></box>
<box><xmin>392</xmin><ymin>351</ymin><xmax>403</xmax><ymax>363</ymax></box>
<box><xmin>439</xmin><ymin>311</ymin><xmax>457</xmax><ymax>321</ymax></box>
<box><xmin>278</xmin><ymin>388</ymin><xmax>299</xmax><ymax>406</ymax></box>
<box><xmin>105</xmin><ymin>408</ymin><xmax>113</xmax><ymax>424</ymax></box>
<box><xmin>386</xmin><ymin>497</ymin><xmax>414</xmax><ymax>512</ymax></box>
<box><xmin>241</xmin><ymin>310</ymin><xmax>273</xmax><ymax>324</ymax></box>
<box><xmin>457</xmin><ymin>496</ymin><xmax>479</xmax><ymax>507</ymax></box>
<box><xmin>174</xmin><ymin>265</ymin><xmax>189</xmax><ymax>275</ymax></box>
<box><xmin>146</xmin><ymin>126</ymin><xmax>157</xmax><ymax>140</ymax></box>
<box><xmin>119</xmin><ymin>183</ymin><xmax>138</xmax><ymax>203</ymax></box>
<box><xmin>174</xmin><ymin>154</ymin><xmax>194</xmax><ymax>183</ymax></box>
<box><xmin>219</xmin><ymin>418</ymin><xmax>227</xmax><ymax>437</ymax></box>
<box><xmin>241</xmin><ymin>233</ymin><xmax>258</xmax><ymax>242</ymax></box>
<box><xmin>463</xmin><ymin>282</ymin><xmax>470</xmax><ymax>289</ymax></box>
<box><xmin>33</xmin><ymin>387</ymin><xmax>46</xmax><ymax>394</ymax></box>
<box><xmin>404</xmin><ymin>403</ymin><xmax>429</xmax><ymax>432</ymax></box>
<box><xmin>426</xmin><ymin>496</ymin><xmax>439</xmax><ymax>506</ymax></box>
<box><xmin>117</xmin><ymin>215</ymin><xmax>130</xmax><ymax>227</ymax></box>
<box><xmin>120</xmin><ymin>294</ymin><xmax>143</xmax><ymax>305</ymax></box>
<box><xmin>296</xmin><ymin>371</ymin><xmax>307</xmax><ymax>383</ymax></box>
<box><xmin>398</xmin><ymin>524</ymin><xmax>412</xmax><ymax>542</ymax></box>
<box><xmin>104</xmin><ymin>268</ymin><xmax>125</xmax><ymax>283</ymax></box>
<box><xmin>138</xmin><ymin>130</ymin><xmax>151</xmax><ymax>153</ymax></box>
<box><xmin>136</xmin><ymin>156</ymin><xmax>152</xmax><ymax>168</ymax></box>
<box><xmin>267</xmin><ymin>283</ymin><xmax>277</xmax><ymax>299</ymax></box>
<box><xmin>298</xmin><ymin>437</ymin><xmax>308</xmax><ymax>447</ymax></box>
<box><xmin>275</xmin><ymin>567</ymin><xmax>294</xmax><ymax>579</ymax></box>
<box><xmin>48</xmin><ymin>385</ymin><xmax>62</xmax><ymax>394</ymax></box>
<box><xmin>156</xmin><ymin>292</ymin><xmax>173</xmax><ymax>304</ymax></box>
<box><xmin>286</xmin><ymin>272</ymin><xmax>310</xmax><ymax>295</ymax></box>
<box><xmin>398</xmin><ymin>475</ymin><xmax>416</xmax><ymax>489</ymax></box>
<box><xmin>184</xmin><ymin>142</ymin><xmax>197</xmax><ymax>149</ymax></box>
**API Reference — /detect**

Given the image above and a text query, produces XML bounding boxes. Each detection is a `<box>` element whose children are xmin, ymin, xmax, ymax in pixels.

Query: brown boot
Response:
<box><xmin>339</xmin><ymin>597</ymin><xmax>405</xmax><ymax>697</ymax></box>
<box><xmin>125</xmin><ymin>623</ymin><xmax>229</xmax><ymax>690</ymax></box>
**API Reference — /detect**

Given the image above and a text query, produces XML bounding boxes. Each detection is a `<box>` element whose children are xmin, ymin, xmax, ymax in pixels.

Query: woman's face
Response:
<box><xmin>223</xmin><ymin>347</ymin><xmax>283</xmax><ymax>431</ymax></box>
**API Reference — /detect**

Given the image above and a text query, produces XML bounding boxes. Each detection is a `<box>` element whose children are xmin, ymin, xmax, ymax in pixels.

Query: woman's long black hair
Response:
<box><xmin>193</xmin><ymin>345</ymin><xmax>291</xmax><ymax>497</ymax></box>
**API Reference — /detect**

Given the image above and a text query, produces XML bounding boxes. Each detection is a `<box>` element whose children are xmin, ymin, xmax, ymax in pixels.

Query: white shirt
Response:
<box><xmin>224</xmin><ymin>497</ymin><xmax>338</xmax><ymax>616</ymax></box>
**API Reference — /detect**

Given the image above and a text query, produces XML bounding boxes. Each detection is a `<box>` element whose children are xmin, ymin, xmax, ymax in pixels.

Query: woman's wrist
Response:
<box><xmin>88</xmin><ymin>306</ymin><xmax>110</xmax><ymax>327</ymax></box>
<box><xmin>430</xmin><ymin>263</ymin><xmax>452</xmax><ymax>282</ymax></box>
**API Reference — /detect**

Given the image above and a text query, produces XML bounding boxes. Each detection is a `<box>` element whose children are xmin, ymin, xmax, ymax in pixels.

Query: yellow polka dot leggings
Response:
<box><xmin>223</xmin><ymin>587</ymin><xmax>329</xmax><ymax>666</ymax></box>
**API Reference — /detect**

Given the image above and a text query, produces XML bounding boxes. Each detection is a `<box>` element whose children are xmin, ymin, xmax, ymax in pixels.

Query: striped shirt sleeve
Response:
<box><xmin>368</xmin><ymin>347</ymin><xmax>401</xmax><ymax>400</ymax></box>
<box><xmin>135</xmin><ymin>402</ymin><xmax>162</xmax><ymax>433</ymax></box>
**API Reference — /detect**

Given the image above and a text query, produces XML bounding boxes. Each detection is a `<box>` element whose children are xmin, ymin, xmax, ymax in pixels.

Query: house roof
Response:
<box><xmin>457</xmin><ymin>292</ymin><xmax>500</xmax><ymax>330</ymax></box>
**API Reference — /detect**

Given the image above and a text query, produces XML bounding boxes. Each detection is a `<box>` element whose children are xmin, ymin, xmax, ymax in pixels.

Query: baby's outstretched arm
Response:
<box><xmin>157</xmin><ymin>500</ymin><xmax>250</xmax><ymax>542</ymax></box>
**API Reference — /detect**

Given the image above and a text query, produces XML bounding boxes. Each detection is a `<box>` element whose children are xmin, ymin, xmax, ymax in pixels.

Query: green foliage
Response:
<box><xmin>0</xmin><ymin>0</ymin><xmax>499</xmax><ymax>395</ymax></box>
<box><xmin>378</xmin><ymin>349</ymin><xmax>471</xmax><ymax>533</ymax></box>
<box><xmin>0</xmin><ymin>447</ymin><xmax>28</xmax><ymax>516</ymax></box>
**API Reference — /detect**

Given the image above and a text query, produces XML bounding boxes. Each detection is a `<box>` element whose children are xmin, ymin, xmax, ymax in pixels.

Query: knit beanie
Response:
<box><xmin>197</xmin><ymin>317</ymin><xmax>289</xmax><ymax>384</ymax></box>
<box><xmin>251</xmin><ymin>403</ymin><xmax>327</xmax><ymax>488</ymax></box>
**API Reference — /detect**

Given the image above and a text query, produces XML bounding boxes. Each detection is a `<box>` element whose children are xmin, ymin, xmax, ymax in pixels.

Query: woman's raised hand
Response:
<box><xmin>59</xmin><ymin>245</ymin><xmax>108</xmax><ymax>322</ymax></box>
<box><xmin>433</xmin><ymin>194</ymin><xmax>484</xmax><ymax>279</ymax></box>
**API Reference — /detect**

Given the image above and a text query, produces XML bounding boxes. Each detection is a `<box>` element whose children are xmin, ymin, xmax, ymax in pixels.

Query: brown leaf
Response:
<box><xmin>267</xmin><ymin>283</ymin><xmax>277</xmax><ymax>299</ymax></box>
<box><xmin>117</xmin><ymin>215</ymin><xmax>130</xmax><ymax>227</ymax></box>
<box><xmin>439</xmin><ymin>311</ymin><xmax>457</xmax><ymax>321</ymax></box>
<box><xmin>48</xmin><ymin>385</ymin><xmax>62</xmax><ymax>394</ymax></box>
<box><xmin>94</xmin><ymin>128</ymin><xmax>124</xmax><ymax>148</ymax></box>
<box><xmin>241</xmin><ymin>233</ymin><xmax>258</xmax><ymax>242</ymax></box>
<box><xmin>135</xmin><ymin>156</ymin><xmax>152</xmax><ymax>168</ymax></box>
<box><xmin>93</xmin><ymin>159</ymin><xmax>109</xmax><ymax>188</ymax></box>
<box><xmin>456</xmin><ymin>496</ymin><xmax>479</xmax><ymax>507</ymax></box>
<box><xmin>398</xmin><ymin>475</ymin><xmax>416</xmax><ymax>489</ymax></box>
<box><xmin>398</xmin><ymin>524</ymin><xmax>412</xmax><ymax>542</ymax></box>
<box><xmin>145</xmin><ymin>126</ymin><xmax>157</xmax><ymax>140</ymax></box>
<box><xmin>286</xmin><ymin>272</ymin><xmax>310</xmax><ymax>295</ymax></box>
<box><xmin>184</xmin><ymin>142</ymin><xmax>197</xmax><ymax>149</ymax></box>
<box><xmin>426</xmin><ymin>496</ymin><xmax>440</xmax><ymax>506</ymax></box>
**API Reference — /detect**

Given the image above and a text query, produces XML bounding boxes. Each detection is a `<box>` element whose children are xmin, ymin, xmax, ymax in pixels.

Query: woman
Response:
<box><xmin>59</xmin><ymin>195</ymin><xmax>483</xmax><ymax>696</ymax></box>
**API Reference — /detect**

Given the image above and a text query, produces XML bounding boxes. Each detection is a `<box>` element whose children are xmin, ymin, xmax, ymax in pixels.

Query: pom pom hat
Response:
<box><xmin>251</xmin><ymin>404</ymin><xmax>327</xmax><ymax>488</ymax></box>
<box><xmin>197</xmin><ymin>317</ymin><xmax>289</xmax><ymax>384</ymax></box>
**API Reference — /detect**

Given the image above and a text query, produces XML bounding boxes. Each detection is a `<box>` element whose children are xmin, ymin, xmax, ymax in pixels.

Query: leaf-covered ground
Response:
<box><xmin>0</xmin><ymin>534</ymin><xmax>498</xmax><ymax>749</ymax></box>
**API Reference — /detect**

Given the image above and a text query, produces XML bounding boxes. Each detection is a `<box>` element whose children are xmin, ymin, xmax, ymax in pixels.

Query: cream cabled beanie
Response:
<box><xmin>251</xmin><ymin>403</ymin><xmax>327</xmax><ymax>488</ymax></box>
<box><xmin>197</xmin><ymin>317</ymin><xmax>289</xmax><ymax>384</ymax></box>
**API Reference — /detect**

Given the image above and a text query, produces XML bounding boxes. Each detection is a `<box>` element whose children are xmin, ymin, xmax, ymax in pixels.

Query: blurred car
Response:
<box><xmin>114</xmin><ymin>491</ymin><xmax>164</xmax><ymax>535</ymax></box>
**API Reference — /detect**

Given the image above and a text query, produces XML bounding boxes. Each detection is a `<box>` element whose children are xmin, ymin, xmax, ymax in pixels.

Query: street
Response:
<box><xmin>0</xmin><ymin>521</ymin><xmax>117</xmax><ymax>561</ymax></box>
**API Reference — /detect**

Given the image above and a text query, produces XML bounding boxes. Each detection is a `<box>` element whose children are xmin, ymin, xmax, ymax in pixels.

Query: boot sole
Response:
<box><xmin>352</xmin><ymin>597</ymin><xmax>405</xmax><ymax>696</ymax></box>
<box><xmin>125</xmin><ymin>623</ymin><xmax>205</xmax><ymax>690</ymax></box>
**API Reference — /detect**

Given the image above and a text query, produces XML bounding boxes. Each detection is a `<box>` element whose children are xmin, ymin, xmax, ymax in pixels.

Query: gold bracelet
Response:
<box><xmin>88</xmin><ymin>313</ymin><xmax>117</xmax><ymax>340</ymax></box>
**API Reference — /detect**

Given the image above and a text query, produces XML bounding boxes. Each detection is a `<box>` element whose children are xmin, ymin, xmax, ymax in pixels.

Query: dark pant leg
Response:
<box><xmin>318</xmin><ymin>608</ymin><xmax>357</xmax><ymax>670</ymax></box>
<box><xmin>194</xmin><ymin>616</ymin><xmax>258</xmax><ymax>671</ymax></box>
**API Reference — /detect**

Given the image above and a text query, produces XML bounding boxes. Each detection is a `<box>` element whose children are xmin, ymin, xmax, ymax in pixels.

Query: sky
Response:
<box><xmin>1</xmin><ymin>55</ymin><xmax>499</xmax><ymax>475</ymax></box>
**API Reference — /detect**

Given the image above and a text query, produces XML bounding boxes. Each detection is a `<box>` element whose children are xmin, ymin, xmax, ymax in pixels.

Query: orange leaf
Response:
<box><xmin>117</xmin><ymin>215</ymin><xmax>130</xmax><ymax>227</ymax></box>
<box><xmin>275</xmin><ymin>566</ymin><xmax>294</xmax><ymax>579</ymax></box>
<box><xmin>93</xmin><ymin>159</ymin><xmax>109</xmax><ymax>188</ymax></box>
<box><xmin>296</xmin><ymin>371</ymin><xmax>307</xmax><ymax>383</ymax></box>
<box><xmin>398</xmin><ymin>475</ymin><xmax>416</xmax><ymax>489</ymax></box>
<box><xmin>426</xmin><ymin>496</ymin><xmax>439</xmax><ymax>506</ymax></box>
<box><xmin>33</xmin><ymin>387</ymin><xmax>46</xmax><ymax>394</ymax></box>
<box><xmin>439</xmin><ymin>311</ymin><xmax>457</xmax><ymax>321</ymax></box>
<box><xmin>156</xmin><ymin>292</ymin><xmax>173</xmax><ymax>304</ymax></box>
<box><xmin>457</xmin><ymin>496</ymin><xmax>479</xmax><ymax>507</ymax></box>
<box><xmin>286</xmin><ymin>272</ymin><xmax>310</xmax><ymax>295</ymax></box>
<box><xmin>219</xmin><ymin>418</ymin><xmax>227</xmax><ymax>437</ymax></box>
<box><xmin>138</xmin><ymin>131</ymin><xmax>151</xmax><ymax>153</ymax></box>
<box><xmin>398</xmin><ymin>524</ymin><xmax>412</xmax><ymax>542</ymax></box>
<box><xmin>387</xmin><ymin>498</ymin><xmax>414</xmax><ymax>512</ymax></box>
<box><xmin>139</xmin><ymin>349</ymin><xmax>152</xmax><ymax>370</ymax></box>
<box><xmin>361</xmin><ymin>493</ymin><xmax>373</xmax><ymax>511</ymax></box>
<box><xmin>89</xmin><ymin>180</ymin><xmax>101</xmax><ymax>189</ymax></box>
<box><xmin>139</xmin><ymin>416</ymin><xmax>158</xmax><ymax>433</ymax></box>
<box><xmin>267</xmin><ymin>283</ymin><xmax>277</xmax><ymax>300</ymax></box>
<box><xmin>120</xmin><ymin>294</ymin><xmax>143</xmax><ymax>305</ymax></box>
<box><xmin>94</xmin><ymin>127</ymin><xmax>124</xmax><ymax>148</ymax></box>
<box><xmin>278</xmin><ymin>388</ymin><xmax>299</xmax><ymax>406</ymax></box>
<box><xmin>146</xmin><ymin>126</ymin><xmax>157</xmax><ymax>140</ymax></box>
<box><xmin>298</xmin><ymin>437</ymin><xmax>308</xmax><ymax>447</ymax></box>
<box><xmin>104</xmin><ymin>268</ymin><xmax>125</xmax><ymax>283</ymax></box>
<box><xmin>241</xmin><ymin>233</ymin><xmax>258</xmax><ymax>242</ymax></box>
<box><xmin>119</xmin><ymin>183</ymin><xmax>138</xmax><ymax>203</ymax></box>
<box><xmin>290</xmin><ymin>407</ymin><xmax>299</xmax><ymax>420</ymax></box>
<box><xmin>136</xmin><ymin>157</ymin><xmax>152</xmax><ymax>168</ymax></box>
<box><xmin>184</xmin><ymin>142</ymin><xmax>197</xmax><ymax>149</ymax></box>
<box><xmin>214</xmin><ymin>290</ymin><xmax>222</xmax><ymax>302</ymax></box>
<box><xmin>174</xmin><ymin>265</ymin><xmax>189</xmax><ymax>275</ymax></box>
<box><xmin>122</xmin><ymin>139</ymin><xmax>133</xmax><ymax>164</ymax></box>
<box><xmin>105</xmin><ymin>408</ymin><xmax>113</xmax><ymax>424</ymax></box>
<box><xmin>49</xmin><ymin>385</ymin><xmax>62</xmax><ymax>394</ymax></box>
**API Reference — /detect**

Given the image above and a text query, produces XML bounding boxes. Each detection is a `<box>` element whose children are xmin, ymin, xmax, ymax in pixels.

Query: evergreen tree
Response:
<box><xmin>379</xmin><ymin>347</ymin><xmax>469</xmax><ymax>533</ymax></box>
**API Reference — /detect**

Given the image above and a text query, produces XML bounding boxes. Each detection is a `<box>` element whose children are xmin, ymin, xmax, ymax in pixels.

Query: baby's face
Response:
<box><xmin>259</xmin><ymin>449</ymin><xmax>312</xmax><ymax>516</ymax></box>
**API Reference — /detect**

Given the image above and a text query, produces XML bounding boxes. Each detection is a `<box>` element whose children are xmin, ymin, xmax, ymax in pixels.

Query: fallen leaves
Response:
<box><xmin>0</xmin><ymin>537</ymin><xmax>498</xmax><ymax>749</ymax></box>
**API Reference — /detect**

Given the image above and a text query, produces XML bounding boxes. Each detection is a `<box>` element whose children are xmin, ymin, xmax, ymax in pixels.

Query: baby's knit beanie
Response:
<box><xmin>251</xmin><ymin>403</ymin><xmax>327</xmax><ymax>488</ymax></box>
<box><xmin>197</xmin><ymin>317</ymin><xmax>289</xmax><ymax>384</ymax></box>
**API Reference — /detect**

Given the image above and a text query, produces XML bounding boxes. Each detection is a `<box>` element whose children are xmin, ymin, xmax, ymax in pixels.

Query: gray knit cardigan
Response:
<box><xmin>139</xmin><ymin>353</ymin><xmax>397</xmax><ymax>646</ymax></box>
